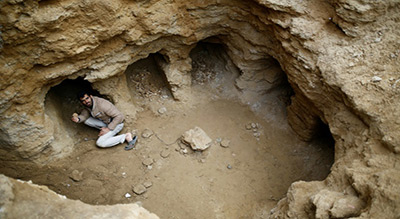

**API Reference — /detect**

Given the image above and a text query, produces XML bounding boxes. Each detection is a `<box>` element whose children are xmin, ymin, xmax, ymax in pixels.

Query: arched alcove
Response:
<box><xmin>44</xmin><ymin>77</ymin><xmax>105</xmax><ymax>150</ymax></box>
<box><xmin>125</xmin><ymin>53</ymin><xmax>172</xmax><ymax>101</ymax></box>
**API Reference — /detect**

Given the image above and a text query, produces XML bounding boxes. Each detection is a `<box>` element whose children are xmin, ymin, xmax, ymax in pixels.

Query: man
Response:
<box><xmin>71</xmin><ymin>91</ymin><xmax>137</xmax><ymax>150</ymax></box>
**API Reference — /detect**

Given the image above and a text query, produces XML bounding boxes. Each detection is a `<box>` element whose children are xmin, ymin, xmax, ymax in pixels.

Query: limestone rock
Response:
<box><xmin>220</xmin><ymin>139</ymin><xmax>230</xmax><ymax>148</ymax></box>
<box><xmin>143</xmin><ymin>181</ymin><xmax>153</xmax><ymax>188</ymax></box>
<box><xmin>142</xmin><ymin>129</ymin><xmax>154</xmax><ymax>139</ymax></box>
<box><xmin>330</xmin><ymin>195</ymin><xmax>365</xmax><ymax>218</ymax></box>
<box><xmin>158</xmin><ymin>107</ymin><xmax>167</xmax><ymax>114</ymax></box>
<box><xmin>0</xmin><ymin>174</ymin><xmax>159</xmax><ymax>218</ymax></box>
<box><xmin>160</xmin><ymin>149</ymin><xmax>170</xmax><ymax>158</ymax></box>
<box><xmin>133</xmin><ymin>184</ymin><xmax>147</xmax><ymax>195</ymax></box>
<box><xmin>311</xmin><ymin>190</ymin><xmax>365</xmax><ymax>219</ymax></box>
<box><xmin>143</xmin><ymin>158</ymin><xmax>154</xmax><ymax>166</ymax></box>
<box><xmin>69</xmin><ymin>170</ymin><xmax>83</xmax><ymax>182</ymax></box>
<box><xmin>181</xmin><ymin>127</ymin><xmax>212</xmax><ymax>151</ymax></box>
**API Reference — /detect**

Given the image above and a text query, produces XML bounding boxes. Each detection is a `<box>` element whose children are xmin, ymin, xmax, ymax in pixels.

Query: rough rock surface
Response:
<box><xmin>0</xmin><ymin>0</ymin><xmax>399</xmax><ymax>218</ymax></box>
<box><xmin>181</xmin><ymin>126</ymin><xmax>213</xmax><ymax>151</ymax></box>
<box><xmin>0</xmin><ymin>174</ymin><xmax>158</xmax><ymax>218</ymax></box>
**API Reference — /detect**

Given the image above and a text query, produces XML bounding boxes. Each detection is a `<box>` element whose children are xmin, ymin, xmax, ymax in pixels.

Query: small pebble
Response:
<box><xmin>133</xmin><ymin>184</ymin><xmax>147</xmax><ymax>195</ymax></box>
<box><xmin>70</xmin><ymin>170</ymin><xmax>83</xmax><ymax>182</ymax></box>
<box><xmin>141</xmin><ymin>129</ymin><xmax>154</xmax><ymax>138</ymax></box>
<box><xmin>245</xmin><ymin>123</ymin><xmax>252</xmax><ymax>130</ymax></box>
<box><xmin>220</xmin><ymin>139</ymin><xmax>230</xmax><ymax>148</ymax></box>
<box><xmin>371</xmin><ymin>76</ymin><xmax>382</xmax><ymax>82</ymax></box>
<box><xmin>143</xmin><ymin>181</ymin><xmax>153</xmax><ymax>188</ymax></box>
<box><xmin>227</xmin><ymin>164</ymin><xmax>232</xmax><ymax>169</ymax></box>
<box><xmin>142</xmin><ymin>158</ymin><xmax>154</xmax><ymax>166</ymax></box>
<box><xmin>158</xmin><ymin>107</ymin><xmax>167</xmax><ymax>114</ymax></box>
<box><xmin>160</xmin><ymin>150</ymin><xmax>170</xmax><ymax>158</ymax></box>
<box><xmin>125</xmin><ymin>193</ymin><xmax>132</xmax><ymax>198</ymax></box>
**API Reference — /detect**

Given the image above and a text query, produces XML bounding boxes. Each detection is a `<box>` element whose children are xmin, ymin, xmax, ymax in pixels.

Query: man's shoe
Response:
<box><xmin>125</xmin><ymin>135</ymin><xmax>137</xmax><ymax>150</ymax></box>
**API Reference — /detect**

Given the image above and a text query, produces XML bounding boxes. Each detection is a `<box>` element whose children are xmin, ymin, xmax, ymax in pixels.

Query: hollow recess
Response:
<box><xmin>44</xmin><ymin>78</ymin><xmax>105</xmax><ymax>151</ymax></box>
<box><xmin>1</xmin><ymin>44</ymin><xmax>334</xmax><ymax>218</ymax></box>
<box><xmin>125</xmin><ymin>53</ymin><xmax>172</xmax><ymax>101</ymax></box>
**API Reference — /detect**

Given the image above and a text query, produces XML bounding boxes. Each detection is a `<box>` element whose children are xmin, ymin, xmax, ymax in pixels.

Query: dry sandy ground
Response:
<box><xmin>0</xmin><ymin>85</ymin><xmax>333</xmax><ymax>218</ymax></box>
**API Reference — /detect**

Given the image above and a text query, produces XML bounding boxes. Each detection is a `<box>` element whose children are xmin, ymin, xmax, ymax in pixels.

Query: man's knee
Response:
<box><xmin>96</xmin><ymin>139</ymin><xmax>108</xmax><ymax>148</ymax></box>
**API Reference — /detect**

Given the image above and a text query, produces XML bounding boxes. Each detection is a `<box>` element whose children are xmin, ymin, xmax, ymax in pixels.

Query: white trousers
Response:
<box><xmin>84</xmin><ymin>117</ymin><xmax>126</xmax><ymax>148</ymax></box>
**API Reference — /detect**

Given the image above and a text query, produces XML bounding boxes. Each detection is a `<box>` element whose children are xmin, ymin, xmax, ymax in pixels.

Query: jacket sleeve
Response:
<box><xmin>78</xmin><ymin>109</ymin><xmax>90</xmax><ymax>123</ymax></box>
<box><xmin>102</xmin><ymin>100</ymin><xmax>124</xmax><ymax>130</ymax></box>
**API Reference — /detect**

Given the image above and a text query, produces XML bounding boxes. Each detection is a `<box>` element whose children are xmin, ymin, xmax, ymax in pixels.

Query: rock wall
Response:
<box><xmin>0</xmin><ymin>0</ymin><xmax>399</xmax><ymax>218</ymax></box>
<box><xmin>0</xmin><ymin>174</ymin><xmax>159</xmax><ymax>218</ymax></box>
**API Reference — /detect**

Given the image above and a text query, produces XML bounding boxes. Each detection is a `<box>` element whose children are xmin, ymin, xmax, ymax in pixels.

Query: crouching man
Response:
<box><xmin>71</xmin><ymin>91</ymin><xmax>137</xmax><ymax>150</ymax></box>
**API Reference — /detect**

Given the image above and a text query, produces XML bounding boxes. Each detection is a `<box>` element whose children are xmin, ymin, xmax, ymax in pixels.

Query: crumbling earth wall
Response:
<box><xmin>0</xmin><ymin>174</ymin><xmax>159</xmax><ymax>218</ymax></box>
<box><xmin>0</xmin><ymin>0</ymin><xmax>399</xmax><ymax>218</ymax></box>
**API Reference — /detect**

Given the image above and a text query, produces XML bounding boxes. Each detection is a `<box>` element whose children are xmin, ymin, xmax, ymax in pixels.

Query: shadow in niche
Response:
<box><xmin>124</xmin><ymin>53</ymin><xmax>172</xmax><ymax>100</ymax></box>
<box><xmin>311</xmin><ymin>119</ymin><xmax>335</xmax><ymax>173</ymax></box>
<box><xmin>189</xmin><ymin>40</ymin><xmax>242</xmax><ymax>100</ymax></box>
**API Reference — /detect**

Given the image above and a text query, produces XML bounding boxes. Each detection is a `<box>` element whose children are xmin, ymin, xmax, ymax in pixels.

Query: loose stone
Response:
<box><xmin>371</xmin><ymin>76</ymin><xmax>382</xmax><ymax>82</ymax></box>
<box><xmin>133</xmin><ymin>184</ymin><xmax>147</xmax><ymax>195</ymax></box>
<box><xmin>125</xmin><ymin>193</ymin><xmax>131</xmax><ymax>198</ymax></box>
<box><xmin>245</xmin><ymin>123</ymin><xmax>252</xmax><ymax>130</ymax></box>
<box><xmin>220</xmin><ymin>139</ymin><xmax>230</xmax><ymax>148</ymax></box>
<box><xmin>158</xmin><ymin>107</ymin><xmax>167</xmax><ymax>114</ymax></box>
<box><xmin>69</xmin><ymin>170</ymin><xmax>83</xmax><ymax>182</ymax></box>
<box><xmin>143</xmin><ymin>181</ymin><xmax>153</xmax><ymax>188</ymax></box>
<box><xmin>181</xmin><ymin>127</ymin><xmax>212</xmax><ymax>151</ymax></box>
<box><xmin>142</xmin><ymin>158</ymin><xmax>154</xmax><ymax>166</ymax></box>
<box><xmin>227</xmin><ymin>164</ymin><xmax>232</xmax><ymax>169</ymax></box>
<box><xmin>160</xmin><ymin>149</ymin><xmax>170</xmax><ymax>158</ymax></box>
<box><xmin>141</xmin><ymin>129</ymin><xmax>154</xmax><ymax>138</ymax></box>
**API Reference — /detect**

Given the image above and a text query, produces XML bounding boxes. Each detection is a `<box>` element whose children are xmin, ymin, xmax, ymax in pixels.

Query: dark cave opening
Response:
<box><xmin>44</xmin><ymin>77</ymin><xmax>107</xmax><ymax>145</ymax></box>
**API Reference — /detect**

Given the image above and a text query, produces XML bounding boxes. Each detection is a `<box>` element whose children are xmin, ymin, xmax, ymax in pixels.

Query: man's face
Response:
<box><xmin>80</xmin><ymin>94</ymin><xmax>93</xmax><ymax>107</ymax></box>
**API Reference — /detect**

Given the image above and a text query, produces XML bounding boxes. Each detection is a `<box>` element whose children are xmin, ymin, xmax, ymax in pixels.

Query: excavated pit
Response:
<box><xmin>1</xmin><ymin>41</ymin><xmax>334</xmax><ymax>218</ymax></box>
<box><xmin>1</xmin><ymin>0</ymin><xmax>399</xmax><ymax>218</ymax></box>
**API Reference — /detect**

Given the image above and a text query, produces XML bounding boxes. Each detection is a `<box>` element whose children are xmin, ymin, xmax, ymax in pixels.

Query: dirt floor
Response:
<box><xmin>0</xmin><ymin>44</ymin><xmax>334</xmax><ymax>218</ymax></box>
<box><xmin>0</xmin><ymin>92</ymin><xmax>333</xmax><ymax>219</ymax></box>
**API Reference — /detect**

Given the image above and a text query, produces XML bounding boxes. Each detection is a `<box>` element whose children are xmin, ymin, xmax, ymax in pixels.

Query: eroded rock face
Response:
<box><xmin>0</xmin><ymin>0</ymin><xmax>399</xmax><ymax>218</ymax></box>
<box><xmin>0</xmin><ymin>174</ymin><xmax>159</xmax><ymax>219</ymax></box>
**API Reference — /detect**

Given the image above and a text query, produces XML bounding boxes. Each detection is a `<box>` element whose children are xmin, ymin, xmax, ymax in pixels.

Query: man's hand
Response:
<box><xmin>99</xmin><ymin>127</ymin><xmax>110</xmax><ymax>136</ymax></box>
<box><xmin>71</xmin><ymin>113</ymin><xmax>79</xmax><ymax>123</ymax></box>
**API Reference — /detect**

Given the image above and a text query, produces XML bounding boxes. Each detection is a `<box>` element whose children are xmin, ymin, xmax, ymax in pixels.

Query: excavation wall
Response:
<box><xmin>0</xmin><ymin>0</ymin><xmax>399</xmax><ymax>218</ymax></box>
